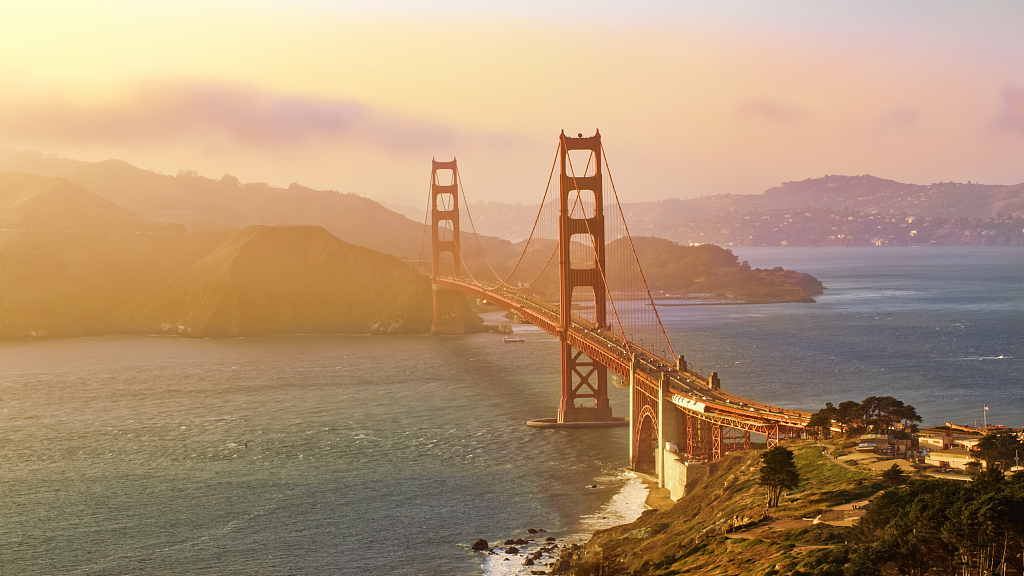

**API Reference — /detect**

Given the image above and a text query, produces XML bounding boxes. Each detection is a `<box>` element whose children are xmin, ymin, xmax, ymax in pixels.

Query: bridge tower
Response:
<box><xmin>430</xmin><ymin>158</ymin><xmax>465</xmax><ymax>335</ymax></box>
<box><xmin>557</xmin><ymin>131</ymin><xmax>614</xmax><ymax>423</ymax></box>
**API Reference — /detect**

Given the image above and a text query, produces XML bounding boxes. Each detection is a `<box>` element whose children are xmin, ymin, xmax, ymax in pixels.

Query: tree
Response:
<box><xmin>881</xmin><ymin>463</ymin><xmax>907</xmax><ymax>486</ymax></box>
<box><xmin>759</xmin><ymin>446</ymin><xmax>800</xmax><ymax>508</ymax></box>
<box><xmin>836</xmin><ymin>400</ymin><xmax>862</xmax><ymax>434</ymax></box>
<box><xmin>976</xmin><ymin>431</ymin><xmax>1024</xmax><ymax>474</ymax></box>
<box><xmin>809</xmin><ymin>408</ymin><xmax>834</xmax><ymax>440</ymax></box>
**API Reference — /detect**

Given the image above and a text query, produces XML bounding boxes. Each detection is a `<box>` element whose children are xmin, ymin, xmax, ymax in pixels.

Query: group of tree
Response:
<box><xmin>841</xmin><ymin>471</ymin><xmax>1024</xmax><ymax>576</ymax></box>
<box><xmin>975</xmin><ymin>430</ymin><xmax>1024</xmax><ymax>474</ymax></box>
<box><xmin>807</xmin><ymin>395</ymin><xmax>922</xmax><ymax>439</ymax></box>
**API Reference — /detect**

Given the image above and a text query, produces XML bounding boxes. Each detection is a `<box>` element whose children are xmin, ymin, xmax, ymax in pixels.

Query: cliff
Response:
<box><xmin>550</xmin><ymin>443</ymin><xmax>875</xmax><ymax>576</ymax></box>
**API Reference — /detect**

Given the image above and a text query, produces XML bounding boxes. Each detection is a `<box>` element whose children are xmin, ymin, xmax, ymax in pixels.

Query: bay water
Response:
<box><xmin>0</xmin><ymin>246</ymin><xmax>1020</xmax><ymax>575</ymax></box>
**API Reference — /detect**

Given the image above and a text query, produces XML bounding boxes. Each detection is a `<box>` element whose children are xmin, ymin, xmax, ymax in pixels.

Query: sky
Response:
<box><xmin>2</xmin><ymin>0</ymin><xmax>1023</xmax><ymax>206</ymax></box>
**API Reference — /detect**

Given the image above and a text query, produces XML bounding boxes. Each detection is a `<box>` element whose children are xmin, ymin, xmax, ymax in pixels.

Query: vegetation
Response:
<box><xmin>880</xmin><ymin>463</ymin><xmax>907</xmax><ymax>486</ymax></box>
<box><xmin>611</xmin><ymin>237</ymin><xmax>826</xmax><ymax>302</ymax></box>
<box><xmin>550</xmin><ymin>443</ymin><xmax>877</xmax><ymax>575</ymax></box>
<box><xmin>551</xmin><ymin>441</ymin><xmax>1024</xmax><ymax>576</ymax></box>
<box><xmin>811</xmin><ymin>396</ymin><xmax>922</xmax><ymax>438</ymax></box>
<box><xmin>846</xmin><ymin>472</ymin><xmax>1024</xmax><ymax>576</ymax></box>
<box><xmin>760</xmin><ymin>446</ymin><xmax>801</xmax><ymax>508</ymax></box>
<box><xmin>975</xmin><ymin>431</ymin><xmax>1024</xmax><ymax>474</ymax></box>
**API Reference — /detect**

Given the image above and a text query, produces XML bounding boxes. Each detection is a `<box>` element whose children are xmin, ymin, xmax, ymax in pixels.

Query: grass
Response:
<box><xmin>550</xmin><ymin>440</ymin><xmax>883</xmax><ymax>576</ymax></box>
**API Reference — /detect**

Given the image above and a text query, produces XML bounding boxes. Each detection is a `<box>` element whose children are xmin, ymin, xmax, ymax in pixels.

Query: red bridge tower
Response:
<box><xmin>557</xmin><ymin>131</ymin><xmax>614</xmax><ymax>424</ymax></box>
<box><xmin>430</xmin><ymin>158</ymin><xmax>465</xmax><ymax>335</ymax></box>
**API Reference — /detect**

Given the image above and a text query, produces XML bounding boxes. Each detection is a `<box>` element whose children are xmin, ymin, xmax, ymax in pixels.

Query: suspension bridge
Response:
<box><xmin>425</xmin><ymin>130</ymin><xmax>808</xmax><ymax>496</ymax></box>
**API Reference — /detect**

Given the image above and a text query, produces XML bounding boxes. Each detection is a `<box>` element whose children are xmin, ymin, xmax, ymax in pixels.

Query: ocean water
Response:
<box><xmin>0</xmin><ymin>247</ymin><xmax>1021</xmax><ymax>575</ymax></box>
<box><xmin>665</xmin><ymin>247</ymin><xmax>1024</xmax><ymax>428</ymax></box>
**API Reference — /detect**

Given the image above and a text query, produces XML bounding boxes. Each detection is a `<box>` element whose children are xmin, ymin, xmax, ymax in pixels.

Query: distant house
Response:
<box><xmin>856</xmin><ymin>434</ymin><xmax>911</xmax><ymax>457</ymax></box>
<box><xmin>952</xmin><ymin>437</ymin><xmax>980</xmax><ymax>451</ymax></box>
<box><xmin>918</xmin><ymin>435</ymin><xmax>953</xmax><ymax>451</ymax></box>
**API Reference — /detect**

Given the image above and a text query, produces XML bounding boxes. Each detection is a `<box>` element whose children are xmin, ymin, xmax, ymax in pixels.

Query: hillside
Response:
<box><xmin>0</xmin><ymin>224</ymin><xmax>433</xmax><ymax>339</ymax></box>
<box><xmin>549</xmin><ymin>441</ymin><xmax>1024</xmax><ymax>576</ymax></box>
<box><xmin>0</xmin><ymin>172</ymin><xmax>183</xmax><ymax>234</ymax></box>
<box><xmin>550</xmin><ymin>443</ymin><xmax>876</xmax><ymax>576</ymax></box>
<box><xmin>511</xmin><ymin>238</ymin><xmax>825</xmax><ymax>303</ymax></box>
<box><xmin>616</xmin><ymin>238</ymin><xmax>824</xmax><ymax>302</ymax></box>
<box><xmin>115</xmin><ymin>225</ymin><xmax>431</xmax><ymax>337</ymax></box>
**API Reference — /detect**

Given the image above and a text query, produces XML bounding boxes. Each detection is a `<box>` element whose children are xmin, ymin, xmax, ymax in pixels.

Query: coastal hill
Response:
<box><xmin>115</xmin><ymin>225</ymin><xmax>431</xmax><ymax>337</ymax></box>
<box><xmin>618</xmin><ymin>238</ymin><xmax>824</xmax><ymax>302</ymax></box>
<box><xmin>0</xmin><ymin>222</ymin><xmax>432</xmax><ymax>338</ymax></box>
<box><xmin>509</xmin><ymin>238</ymin><xmax>825</xmax><ymax>302</ymax></box>
<box><xmin>465</xmin><ymin>175</ymin><xmax>1024</xmax><ymax>246</ymax></box>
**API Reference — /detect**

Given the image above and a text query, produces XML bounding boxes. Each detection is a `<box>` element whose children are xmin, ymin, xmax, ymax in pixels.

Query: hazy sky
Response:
<box><xmin>2</xmin><ymin>0</ymin><xmax>1023</xmax><ymax>205</ymax></box>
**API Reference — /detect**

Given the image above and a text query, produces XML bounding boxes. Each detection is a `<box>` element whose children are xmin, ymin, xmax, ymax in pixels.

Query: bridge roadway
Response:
<box><xmin>435</xmin><ymin>277</ymin><xmax>810</xmax><ymax>434</ymax></box>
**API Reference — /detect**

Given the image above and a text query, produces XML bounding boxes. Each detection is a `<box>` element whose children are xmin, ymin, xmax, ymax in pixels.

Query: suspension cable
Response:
<box><xmin>454</xmin><ymin>143</ymin><xmax>560</xmax><ymax>288</ymax></box>
<box><xmin>602</xmin><ymin>142</ymin><xmax>677</xmax><ymax>361</ymax></box>
<box><xmin>563</xmin><ymin>146</ymin><xmax>630</xmax><ymax>345</ymax></box>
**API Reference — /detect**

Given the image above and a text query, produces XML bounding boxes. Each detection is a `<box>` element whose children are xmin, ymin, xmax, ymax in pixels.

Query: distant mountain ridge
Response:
<box><xmin>0</xmin><ymin>151</ymin><xmax>432</xmax><ymax>258</ymax></box>
<box><xmin>0</xmin><ymin>172</ymin><xmax>182</xmax><ymax>234</ymax></box>
<box><xmin>466</xmin><ymin>174</ymin><xmax>1024</xmax><ymax>246</ymax></box>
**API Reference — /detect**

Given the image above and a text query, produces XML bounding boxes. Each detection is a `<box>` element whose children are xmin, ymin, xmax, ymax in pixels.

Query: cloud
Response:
<box><xmin>0</xmin><ymin>83</ymin><xmax>500</xmax><ymax>154</ymax></box>
<box><xmin>994</xmin><ymin>86</ymin><xmax>1024</xmax><ymax>136</ymax></box>
<box><xmin>735</xmin><ymin>97</ymin><xmax>808</xmax><ymax>124</ymax></box>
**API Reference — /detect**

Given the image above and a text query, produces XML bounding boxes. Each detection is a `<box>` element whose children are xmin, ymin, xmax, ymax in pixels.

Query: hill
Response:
<box><xmin>502</xmin><ymin>238</ymin><xmax>825</xmax><ymax>303</ymax></box>
<box><xmin>0</xmin><ymin>150</ymin><xmax>517</xmax><ymax>261</ymax></box>
<box><xmin>115</xmin><ymin>225</ymin><xmax>431</xmax><ymax>337</ymax></box>
<box><xmin>617</xmin><ymin>238</ymin><xmax>824</xmax><ymax>302</ymax></box>
<box><xmin>0</xmin><ymin>225</ymin><xmax>432</xmax><ymax>339</ymax></box>
<box><xmin>0</xmin><ymin>172</ymin><xmax>183</xmax><ymax>234</ymax></box>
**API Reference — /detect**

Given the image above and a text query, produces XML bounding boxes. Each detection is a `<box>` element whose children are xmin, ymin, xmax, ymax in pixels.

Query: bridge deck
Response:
<box><xmin>435</xmin><ymin>277</ymin><xmax>810</xmax><ymax>432</ymax></box>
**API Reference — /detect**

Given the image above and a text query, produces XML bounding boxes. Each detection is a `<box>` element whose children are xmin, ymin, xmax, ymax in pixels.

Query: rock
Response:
<box><xmin>471</xmin><ymin>538</ymin><xmax>489</xmax><ymax>551</ymax></box>
<box><xmin>524</xmin><ymin>558</ymin><xmax>535</xmax><ymax>565</ymax></box>
<box><xmin>527</xmin><ymin>528</ymin><xmax>539</xmax><ymax>534</ymax></box>
<box><xmin>545</xmin><ymin>536</ymin><xmax>556</xmax><ymax>542</ymax></box>
<box><xmin>507</xmin><ymin>546</ymin><xmax>520</xmax><ymax>554</ymax></box>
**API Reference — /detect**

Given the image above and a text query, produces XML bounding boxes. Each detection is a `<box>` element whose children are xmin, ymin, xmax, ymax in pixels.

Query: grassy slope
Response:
<box><xmin>551</xmin><ymin>442</ymin><xmax>879</xmax><ymax>576</ymax></box>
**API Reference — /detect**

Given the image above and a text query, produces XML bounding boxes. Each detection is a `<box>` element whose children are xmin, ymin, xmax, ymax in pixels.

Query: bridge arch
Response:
<box><xmin>632</xmin><ymin>405</ymin><xmax>658</xmax><ymax>474</ymax></box>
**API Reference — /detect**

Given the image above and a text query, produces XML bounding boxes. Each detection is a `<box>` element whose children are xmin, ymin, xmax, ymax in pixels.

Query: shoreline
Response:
<box><xmin>479</xmin><ymin>470</ymin><xmax>649</xmax><ymax>576</ymax></box>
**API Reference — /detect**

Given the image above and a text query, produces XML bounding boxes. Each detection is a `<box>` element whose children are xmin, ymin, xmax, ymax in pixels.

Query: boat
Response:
<box><xmin>502</xmin><ymin>336</ymin><xmax>527</xmax><ymax>343</ymax></box>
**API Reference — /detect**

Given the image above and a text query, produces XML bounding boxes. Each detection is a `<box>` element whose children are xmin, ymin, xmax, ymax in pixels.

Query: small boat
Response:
<box><xmin>502</xmin><ymin>336</ymin><xmax>527</xmax><ymax>343</ymax></box>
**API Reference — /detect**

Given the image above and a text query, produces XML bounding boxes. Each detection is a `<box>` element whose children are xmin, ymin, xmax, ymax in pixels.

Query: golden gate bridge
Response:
<box><xmin>425</xmin><ymin>130</ymin><xmax>808</xmax><ymax>495</ymax></box>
